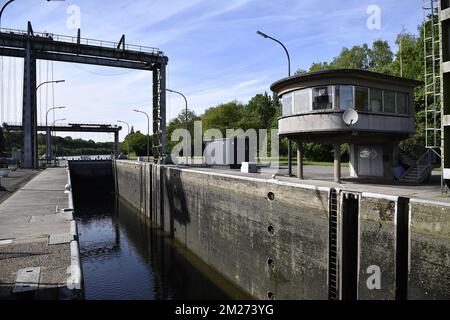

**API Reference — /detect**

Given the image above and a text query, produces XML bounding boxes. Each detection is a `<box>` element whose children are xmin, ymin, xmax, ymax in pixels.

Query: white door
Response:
<box><xmin>358</xmin><ymin>146</ymin><xmax>383</xmax><ymax>177</ymax></box>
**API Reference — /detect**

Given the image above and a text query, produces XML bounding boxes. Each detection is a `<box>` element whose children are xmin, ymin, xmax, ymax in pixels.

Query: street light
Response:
<box><xmin>257</xmin><ymin>30</ymin><xmax>293</xmax><ymax>176</ymax></box>
<box><xmin>0</xmin><ymin>0</ymin><xmax>15</xmax><ymax>29</ymax></box>
<box><xmin>37</xmin><ymin>79</ymin><xmax>65</xmax><ymax>128</ymax></box>
<box><xmin>167</xmin><ymin>88</ymin><xmax>189</xmax><ymax>165</ymax></box>
<box><xmin>133</xmin><ymin>109</ymin><xmax>150</xmax><ymax>162</ymax></box>
<box><xmin>51</xmin><ymin>118</ymin><xmax>66</xmax><ymax>166</ymax></box>
<box><xmin>118</xmin><ymin>120</ymin><xmax>131</xmax><ymax>156</ymax></box>
<box><xmin>256</xmin><ymin>31</ymin><xmax>291</xmax><ymax>77</ymax></box>
<box><xmin>36</xmin><ymin>79</ymin><xmax>65</xmax><ymax>91</ymax></box>
<box><xmin>45</xmin><ymin>106</ymin><xmax>65</xmax><ymax>164</ymax></box>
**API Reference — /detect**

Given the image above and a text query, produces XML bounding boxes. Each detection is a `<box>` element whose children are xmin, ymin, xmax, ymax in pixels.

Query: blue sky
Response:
<box><xmin>0</xmin><ymin>0</ymin><xmax>423</xmax><ymax>141</ymax></box>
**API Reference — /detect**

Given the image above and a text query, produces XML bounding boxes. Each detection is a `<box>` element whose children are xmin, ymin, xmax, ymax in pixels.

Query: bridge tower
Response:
<box><xmin>22</xmin><ymin>22</ymin><xmax>38</xmax><ymax>169</ymax></box>
<box><xmin>0</xmin><ymin>22</ymin><xmax>169</xmax><ymax>168</ymax></box>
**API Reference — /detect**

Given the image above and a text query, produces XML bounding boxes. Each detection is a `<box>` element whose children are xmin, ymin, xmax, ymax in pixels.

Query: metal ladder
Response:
<box><xmin>423</xmin><ymin>0</ymin><xmax>446</xmax><ymax>191</ymax></box>
<box><xmin>423</xmin><ymin>0</ymin><xmax>442</xmax><ymax>149</ymax></box>
<box><xmin>152</xmin><ymin>69</ymin><xmax>163</xmax><ymax>162</ymax></box>
<box><xmin>328</xmin><ymin>189</ymin><xmax>339</xmax><ymax>300</ymax></box>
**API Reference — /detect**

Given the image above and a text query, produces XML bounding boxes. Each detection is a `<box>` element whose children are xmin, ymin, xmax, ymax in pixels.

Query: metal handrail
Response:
<box><xmin>399</xmin><ymin>148</ymin><xmax>435</xmax><ymax>181</ymax></box>
<box><xmin>414</xmin><ymin>149</ymin><xmax>435</xmax><ymax>178</ymax></box>
<box><xmin>3</xmin><ymin>122</ymin><xmax>120</xmax><ymax>129</ymax></box>
<box><xmin>0</xmin><ymin>27</ymin><xmax>163</xmax><ymax>55</ymax></box>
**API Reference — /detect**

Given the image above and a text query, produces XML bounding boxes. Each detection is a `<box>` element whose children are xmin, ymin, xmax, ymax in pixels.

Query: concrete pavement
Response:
<box><xmin>0</xmin><ymin>168</ymin><xmax>81</xmax><ymax>299</ymax></box>
<box><xmin>181</xmin><ymin>165</ymin><xmax>450</xmax><ymax>203</ymax></box>
<box><xmin>0</xmin><ymin>169</ymin><xmax>38</xmax><ymax>205</ymax></box>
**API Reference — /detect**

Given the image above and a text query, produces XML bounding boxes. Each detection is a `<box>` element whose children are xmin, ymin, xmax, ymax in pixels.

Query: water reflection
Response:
<box><xmin>75</xmin><ymin>195</ymin><xmax>248</xmax><ymax>300</ymax></box>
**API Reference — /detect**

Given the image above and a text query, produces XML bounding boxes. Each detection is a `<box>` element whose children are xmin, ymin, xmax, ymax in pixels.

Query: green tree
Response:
<box><xmin>368</xmin><ymin>40</ymin><xmax>394</xmax><ymax>73</ymax></box>
<box><xmin>244</xmin><ymin>92</ymin><xmax>277</xmax><ymax>130</ymax></box>
<box><xmin>202</xmin><ymin>101</ymin><xmax>245</xmax><ymax>134</ymax></box>
<box><xmin>125</xmin><ymin>131</ymin><xmax>149</xmax><ymax>157</ymax></box>
<box><xmin>166</xmin><ymin>109</ymin><xmax>201</xmax><ymax>153</ymax></box>
<box><xmin>331</xmin><ymin>44</ymin><xmax>370</xmax><ymax>69</ymax></box>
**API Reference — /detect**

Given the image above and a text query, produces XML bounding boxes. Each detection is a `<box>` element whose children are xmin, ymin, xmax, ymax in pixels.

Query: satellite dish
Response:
<box><xmin>343</xmin><ymin>108</ymin><xmax>359</xmax><ymax>126</ymax></box>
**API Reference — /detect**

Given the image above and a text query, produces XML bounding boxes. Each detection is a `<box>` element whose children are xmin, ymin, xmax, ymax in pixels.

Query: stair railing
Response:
<box><xmin>414</xmin><ymin>149</ymin><xmax>436</xmax><ymax>180</ymax></box>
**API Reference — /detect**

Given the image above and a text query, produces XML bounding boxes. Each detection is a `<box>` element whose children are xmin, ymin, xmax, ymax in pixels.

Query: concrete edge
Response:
<box><xmin>409</xmin><ymin>197</ymin><xmax>450</xmax><ymax>208</ymax></box>
<box><xmin>158</xmin><ymin>163</ymin><xmax>332</xmax><ymax>193</ymax></box>
<box><xmin>361</xmin><ymin>192</ymin><xmax>399</xmax><ymax>202</ymax></box>
<box><xmin>117</xmin><ymin>160</ymin><xmax>450</xmax><ymax>207</ymax></box>
<box><xmin>65</xmin><ymin>170</ymin><xmax>82</xmax><ymax>294</ymax></box>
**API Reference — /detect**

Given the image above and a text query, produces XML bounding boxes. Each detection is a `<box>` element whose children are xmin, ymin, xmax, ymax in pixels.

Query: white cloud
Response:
<box><xmin>1</xmin><ymin>0</ymin><xmax>423</xmax><ymax>142</ymax></box>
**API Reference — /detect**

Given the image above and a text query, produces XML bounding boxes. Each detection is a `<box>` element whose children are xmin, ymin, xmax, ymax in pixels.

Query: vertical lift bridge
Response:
<box><xmin>0</xmin><ymin>22</ymin><xmax>168</xmax><ymax>168</ymax></box>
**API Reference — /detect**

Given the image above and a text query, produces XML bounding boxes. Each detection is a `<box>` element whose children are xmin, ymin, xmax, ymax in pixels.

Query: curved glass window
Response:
<box><xmin>336</xmin><ymin>86</ymin><xmax>353</xmax><ymax>110</ymax></box>
<box><xmin>281</xmin><ymin>93</ymin><xmax>293</xmax><ymax>116</ymax></box>
<box><xmin>280</xmin><ymin>85</ymin><xmax>410</xmax><ymax>117</ymax></box>
<box><xmin>294</xmin><ymin>89</ymin><xmax>311</xmax><ymax>114</ymax></box>
<box><xmin>396</xmin><ymin>92</ymin><xmax>409</xmax><ymax>115</ymax></box>
<box><xmin>383</xmin><ymin>90</ymin><xmax>396</xmax><ymax>113</ymax></box>
<box><xmin>312</xmin><ymin>86</ymin><xmax>333</xmax><ymax>110</ymax></box>
<box><xmin>355</xmin><ymin>87</ymin><xmax>369</xmax><ymax>111</ymax></box>
<box><xmin>370</xmin><ymin>88</ymin><xmax>383</xmax><ymax>112</ymax></box>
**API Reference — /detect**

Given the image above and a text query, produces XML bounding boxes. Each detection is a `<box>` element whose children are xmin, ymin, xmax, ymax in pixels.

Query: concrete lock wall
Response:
<box><xmin>113</xmin><ymin>161</ymin><xmax>450</xmax><ymax>300</ymax></box>
<box><xmin>115</xmin><ymin>161</ymin><xmax>330</xmax><ymax>300</ymax></box>
<box><xmin>162</xmin><ymin>167</ymin><xmax>331</xmax><ymax>300</ymax></box>
<box><xmin>408</xmin><ymin>200</ymin><xmax>450</xmax><ymax>300</ymax></box>
<box><xmin>357</xmin><ymin>194</ymin><xmax>406</xmax><ymax>300</ymax></box>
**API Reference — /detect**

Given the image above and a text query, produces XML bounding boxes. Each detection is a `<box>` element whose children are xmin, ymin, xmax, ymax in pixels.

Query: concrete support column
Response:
<box><xmin>297</xmin><ymin>142</ymin><xmax>304</xmax><ymax>180</ymax></box>
<box><xmin>392</xmin><ymin>141</ymin><xmax>400</xmax><ymax>165</ymax></box>
<box><xmin>45</xmin><ymin>128</ymin><xmax>52</xmax><ymax>163</ymax></box>
<box><xmin>288</xmin><ymin>139</ymin><xmax>293</xmax><ymax>176</ymax></box>
<box><xmin>334</xmin><ymin>143</ymin><xmax>341</xmax><ymax>183</ymax></box>
<box><xmin>22</xmin><ymin>40</ymin><xmax>37</xmax><ymax>169</ymax></box>
<box><xmin>114</xmin><ymin>131</ymin><xmax>119</xmax><ymax>159</ymax></box>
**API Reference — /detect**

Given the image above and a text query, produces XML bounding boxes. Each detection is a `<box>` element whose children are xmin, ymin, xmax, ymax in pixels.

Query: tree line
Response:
<box><xmin>157</xmin><ymin>24</ymin><xmax>426</xmax><ymax>162</ymax></box>
<box><xmin>0</xmin><ymin>127</ymin><xmax>116</xmax><ymax>158</ymax></box>
<box><xmin>0</xmin><ymin>22</ymin><xmax>427</xmax><ymax>161</ymax></box>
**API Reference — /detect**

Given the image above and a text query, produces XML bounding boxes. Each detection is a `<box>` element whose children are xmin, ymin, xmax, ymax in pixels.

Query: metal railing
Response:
<box><xmin>3</xmin><ymin>122</ymin><xmax>119</xmax><ymax>128</ymax></box>
<box><xmin>416</xmin><ymin>149</ymin><xmax>436</xmax><ymax>176</ymax></box>
<box><xmin>402</xmin><ymin>149</ymin><xmax>436</xmax><ymax>181</ymax></box>
<box><xmin>0</xmin><ymin>27</ymin><xmax>163</xmax><ymax>56</ymax></box>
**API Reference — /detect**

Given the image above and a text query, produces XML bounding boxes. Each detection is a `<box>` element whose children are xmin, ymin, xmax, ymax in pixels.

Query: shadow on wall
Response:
<box><xmin>116</xmin><ymin>197</ymin><xmax>243</xmax><ymax>299</ymax></box>
<box><xmin>164</xmin><ymin>169</ymin><xmax>191</xmax><ymax>237</ymax></box>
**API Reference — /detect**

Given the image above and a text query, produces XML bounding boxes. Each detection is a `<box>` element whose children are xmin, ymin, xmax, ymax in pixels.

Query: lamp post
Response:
<box><xmin>256</xmin><ymin>30</ymin><xmax>294</xmax><ymax>177</ymax></box>
<box><xmin>167</xmin><ymin>89</ymin><xmax>189</xmax><ymax>165</ymax></box>
<box><xmin>133</xmin><ymin>109</ymin><xmax>150</xmax><ymax>162</ymax></box>
<box><xmin>45</xmin><ymin>106</ymin><xmax>65</xmax><ymax>164</ymax></box>
<box><xmin>256</xmin><ymin>31</ymin><xmax>291</xmax><ymax>76</ymax></box>
<box><xmin>51</xmin><ymin>118</ymin><xmax>66</xmax><ymax>166</ymax></box>
<box><xmin>36</xmin><ymin>79</ymin><xmax>65</xmax><ymax>92</ymax></box>
<box><xmin>37</xmin><ymin>80</ymin><xmax>65</xmax><ymax>167</ymax></box>
<box><xmin>118</xmin><ymin>120</ymin><xmax>131</xmax><ymax>156</ymax></box>
<box><xmin>0</xmin><ymin>0</ymin><xmax>14</xmax><ymax>29</ymax></box>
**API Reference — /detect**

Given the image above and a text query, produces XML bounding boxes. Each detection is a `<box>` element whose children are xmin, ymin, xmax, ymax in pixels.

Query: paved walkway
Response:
<box><xmin>0</xmin><ymin>169</ymin><xmax>38</xmax><ymax>205</ymax></box>
<box><xmin>182</xmin><ymin>165</ymin><xmax>450</xmax><ymax>204</ymax></box>
<box><xmin>0</xmin><ymin>168</ymin><xmax>81</xmax><ymax>299</ymax></box>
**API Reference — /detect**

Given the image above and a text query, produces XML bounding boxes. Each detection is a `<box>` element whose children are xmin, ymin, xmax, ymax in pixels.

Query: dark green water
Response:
<box><xmin>74</xmin><ymin>195</ymin><xmax>249</xmax><ymax>300</ymax></box>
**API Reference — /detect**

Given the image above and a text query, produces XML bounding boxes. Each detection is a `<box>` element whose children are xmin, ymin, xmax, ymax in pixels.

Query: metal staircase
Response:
<box><xmin>400</xmin><ymin>149</ymin><xmax>435</xmax><ymax>183</ymax></box>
